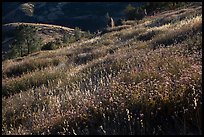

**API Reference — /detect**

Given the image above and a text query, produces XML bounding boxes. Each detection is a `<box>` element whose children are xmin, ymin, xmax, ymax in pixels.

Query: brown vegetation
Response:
<box><xmin>2</xmin><ymin>4</ymin><xmax>202</xmax><ymax>135</ymax></box>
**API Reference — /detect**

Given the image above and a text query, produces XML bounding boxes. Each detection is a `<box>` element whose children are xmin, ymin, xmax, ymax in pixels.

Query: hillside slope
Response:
<box><xmin>2</xmin><ymin>22</ymin><xmax>74</xmax><ymax>44</ymax></box>
<box><xmin>2</xmin><ymin>22</ymin><xmax>83</xmax><ymax>55</ymax></box>
<box><xmin>2</xmin><ymin>4</ymin><xmax>202</xmax><ymax>135</ymax></box>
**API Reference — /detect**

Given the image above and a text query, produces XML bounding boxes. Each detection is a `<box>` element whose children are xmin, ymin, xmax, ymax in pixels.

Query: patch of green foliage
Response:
<box><xmin>4</xmin><ymin>24</ymin><xmax>42</xmax><ymax>60</ymax></box>
<box><xmin>124</xmin><ymin>4</ymin><xmax>145</xmax><ymax>20</ymax></box>
<box><xmin>123</xmin><ymin>2</ymin><xmax>189</xmax><ymax>20</ymax></box>
<box><xmin>41</xmin><ymin>41</ymin><xmax>56</xmax><ymax>50</ymax></box>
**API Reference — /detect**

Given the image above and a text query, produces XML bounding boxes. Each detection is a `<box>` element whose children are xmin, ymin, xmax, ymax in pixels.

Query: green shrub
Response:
<box><xmin>62</xmin><ymin>34</ymin><xmax>70</xmax><ymax>43</ymax></box>
<box><xmin>124</xmin><ymin>4</ymin><xmax>136</xmax><ymax>20</ymax></box>
<box><xmin>62</xmin><ymin>28</ymin><xmax>90</xmax><ymax>44</ymax></box>
<box><xmin>143</xmin><ymin>2</ymin><xmax>189</xmax><ymax>15</ymax></box>
<box><xmin>124</xmin><ymin>4</ymin><xmax>145</xmax><ymax>20</ymax></box>
<box><xmin>73</xmin><ymin>27</ymin><xmax>82</xmax><ymax>41</ymax></box>
<box><xmin>123</xmin><ymin>2</ymin><xmax>189</xmax><ymax>20</ymax></box>
<box><xmin>55</xmin><ymin>38</ymin><xmax>63</xmax><ymax>45</ymax></box>
<box><xmin>62</xmin><ymin>34</ymin><xmax>77</xmax><ymax>44</ymax></box>
<box><xmin>41</xmin><ymin>42</ymin><xmax>56</xmax><ymax>50</ymax></box>
<box><xmin>83</xmin><ymin>31</ymin><xmax>95</xmax><ymax>39</ymax></box>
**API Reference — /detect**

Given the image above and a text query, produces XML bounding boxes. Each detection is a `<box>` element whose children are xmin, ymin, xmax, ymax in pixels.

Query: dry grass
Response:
<box><xmin>2</xmin><ymin>4</ymin><xmax>202</xmax><ymax>135</ymax></box>
<box><xmin>2</xmin><ymin>57</ymin><xmax>62</xmax><ymax>79</ymax></box>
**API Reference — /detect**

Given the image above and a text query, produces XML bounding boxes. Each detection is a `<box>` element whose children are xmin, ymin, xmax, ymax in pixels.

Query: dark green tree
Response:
<box><xmin>62</xmin><ymin>34</ymin><xmax>70</xmax><ymax>43</ymax></box>
<box><xmin>14</xmin><ymin>24</ymin><xmax>42</xmax><ymax>56</ymax></box>
<box><xmin>123</xmin><ymin>4</ymin><xmax>146</xmax><ymax>20</ymax></box>
<box><xmin>73</xmin><ymin>27</ymin><xmax>82</xmax><ymax>41</ymax></box>
<box><xmin>124</xmin><ymin>4</ymin><xmax>136</xmax><ymax>20</ymax></box>
<box><xmin>143</xmin><ymin>2</ymin><xmax>189</xmax><ymax>15</ymax></box>
<box><xmin>6</xmin><ymin>43</ymin><xmax>20</xmax><ymax>59</ymax></box>
<box><xmin>41</xmin><ymin>41</ymin><xmax>56</xmax><ymax>50</ymax></box>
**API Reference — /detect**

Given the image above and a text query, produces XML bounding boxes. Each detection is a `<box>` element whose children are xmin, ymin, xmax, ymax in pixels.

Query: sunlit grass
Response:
<box><xmin>2</xmin><ymin>4</ymin><xmax>202</xmax><ymax>135</ymax></box>
<box><xmin>2</xmin><ymin>57</ymin><xmax>62</xmax><ymax>79</ymax></box>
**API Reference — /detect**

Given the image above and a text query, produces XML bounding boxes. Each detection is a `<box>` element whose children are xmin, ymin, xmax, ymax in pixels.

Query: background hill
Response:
<box><xmin>2</xmin><ymin>2</ymin><xmax>144</xmax><ymax>59</ymax></box>
<box><xmin>2</xmin><ymin>2</ymin><xmax>143</xmax><ymax>32</ymax></box>
<box><xmin>2</xmin><ymin>22</ymin><xmax>75</xmax><ymax>51</ymax></box>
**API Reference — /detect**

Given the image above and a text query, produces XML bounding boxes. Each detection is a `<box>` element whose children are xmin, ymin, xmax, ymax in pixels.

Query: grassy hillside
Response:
<box><xmin>2</xmin><ymin>22</ymin><xmax>88</xmax><ymax>60</ymax></box>
<box><xmin>2</xmin><ymin>22</ymin><xmax>75</xmax><ymax>46</ymax></box>
<box><xmin>2</xmin><ymin>4</ymin><xmax>202</xmax><ymax>135</ymax></box>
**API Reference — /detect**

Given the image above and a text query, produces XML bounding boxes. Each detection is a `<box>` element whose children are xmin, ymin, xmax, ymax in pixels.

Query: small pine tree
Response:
<box><xmin>6</xmin><ymin>44</ymin><xmax>20</xmax><ymax>59</ymax></box>
<box><xmin>84</xmin><ymin>31</ymin><xmax>94</xmax><ymax>38</ymax></box>
<box><xmin>14</xmin><ymin>24</ymin><xmax>42</xmax><ymax>56</ymax></box>
<box><xmin>74</xmin><ymin>27</ymin><xmax>82</xmax><ymax>41</ymax></box>
<box><xmin>62</xmin><ymin>34</ymin><xmax>70</xmax><ymax>43</ymax></box>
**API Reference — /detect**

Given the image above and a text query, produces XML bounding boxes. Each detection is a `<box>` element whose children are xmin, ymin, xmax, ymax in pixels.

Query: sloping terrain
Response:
<box><xmin>2</xmin><ymin>22</ymin><xmax>74</xmax><ymax>44</ymax></box>
<box><xmin>2</xmin><ymin>4</ymin><xmax>202</xmax><ymax>135</ymax></box>
<box><xmin>2</xmin><ymin>22</ymin><xmax>81</xmax><ymax>53</ymax></box>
